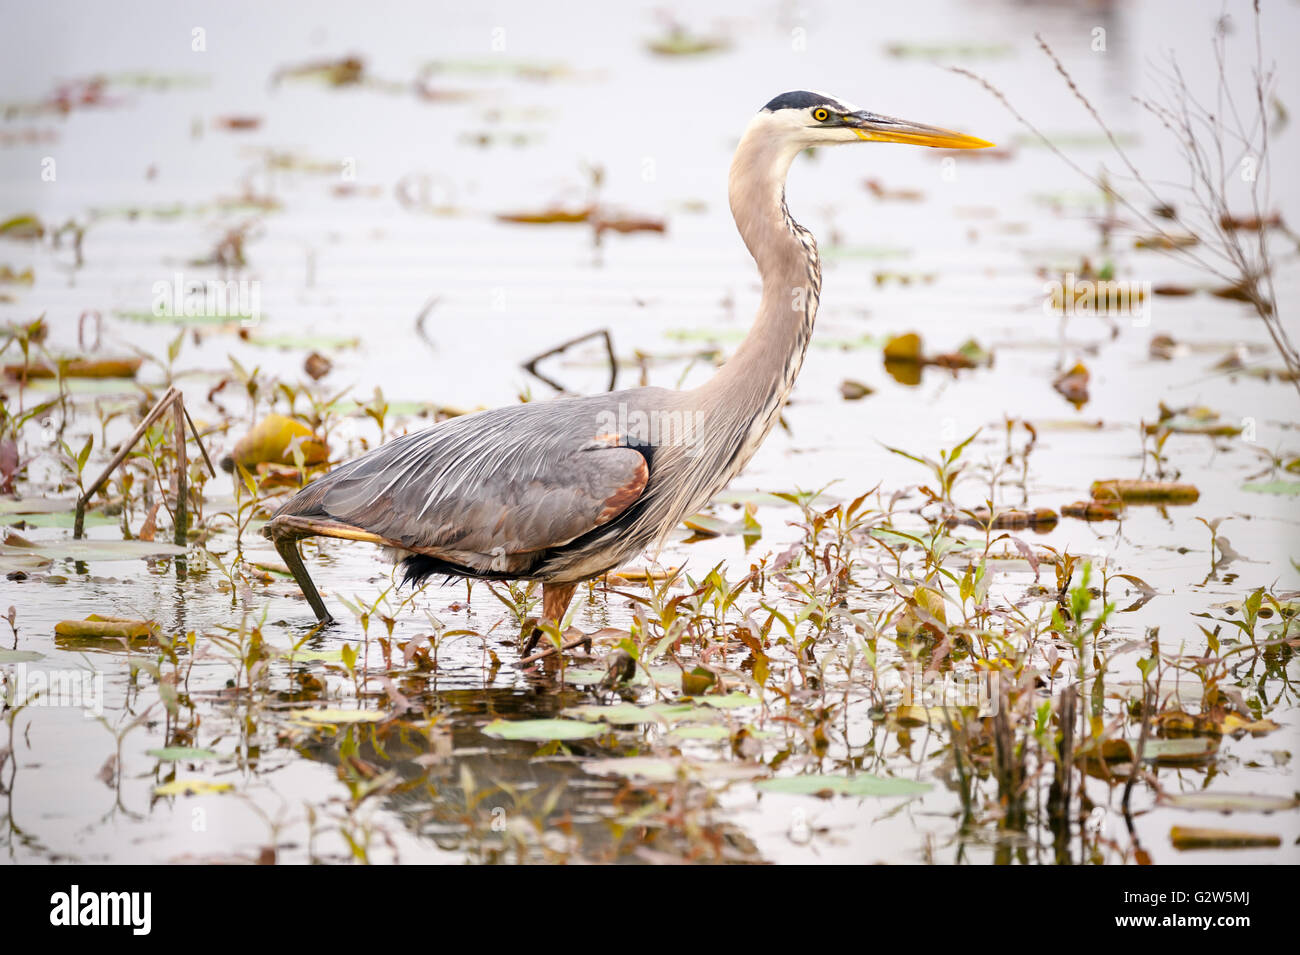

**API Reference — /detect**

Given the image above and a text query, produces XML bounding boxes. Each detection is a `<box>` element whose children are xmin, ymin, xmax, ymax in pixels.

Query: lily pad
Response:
<box><xmin>481</xmin><ymin>718</ymin><xmax>606</xmax><ymax>741</ymax></box>
<box><xmin>0</xmin><ymin>550</ymin><xmax>51</xmax><ymax>574</ymax></box>
<box><xmin>0</xmin><ymin>649</ymin><xmax>44</xmax><ymax>663</ymax></box>
<box><xmin>756</xmin><ymin>773</ymin><xmax>932</xmax><ymax>797</ymax></box>
<box><xmin>667</xmin><ymin>724</ymin><xmax>731</xmax><ymax>741</ymax></box>
<box><xmin>645</xmin><ymin>702</ymin><xmax>707</xmax><ymax>722</ymax></box>
<box><xmin>563</xmin><ymin>702</ymin><xmax>662</xmax><ymax>724</ymax></box>
<box><xmin>0</xmin><ymin>499</ymin><xmax>80</xmax><ymax>516</ymax></box>
<box><xmin>1144</xmin><ymin>737</ymin><xmax>1218</xmax><ymax>765</ymax></box>
<box><xmin>147</xmin><ymin>747</ymin><xmax>221</xmax><ymax>761</ymax></box>
<box><xmin>11</xmin><ymin>539</ymin><xmax>187</xmax><ymax>562</ymax></box>
<box><xmin>1241</xmin><ymin>480</ymin><xmax>1300</xmax><ymax>496</ymax></box>
<box><xmin>1159</xmin><ymin>792</ymin><xmax>1300</xmax><ymax>813</ymax></box>
<box><xmin>0</xmin><ymin>509</ymin><xmax>115</xmax><ymax>529</ymax></box>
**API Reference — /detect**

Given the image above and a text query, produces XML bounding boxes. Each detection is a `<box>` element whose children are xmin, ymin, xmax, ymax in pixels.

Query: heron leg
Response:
<box><xmin>523</xmin><ymin>582</ymin><xmax>578</xmax><ymax>655</ymax></box>
<box><xmin>272</xmin><ymin>532</ymin><xmax>334</xmax><ymax>625</ymax></box>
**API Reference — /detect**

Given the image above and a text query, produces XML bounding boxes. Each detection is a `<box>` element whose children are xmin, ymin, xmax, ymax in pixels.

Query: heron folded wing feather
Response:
<box><xmin>286</xmin><ymin>407</ymin><xmax>650</xmax><ymax>573</ymax></box>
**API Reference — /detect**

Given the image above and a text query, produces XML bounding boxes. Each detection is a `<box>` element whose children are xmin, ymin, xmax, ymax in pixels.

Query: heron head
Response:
<box><xmin>758</xmin><ymin>90</ymin><xmax>993</xmax><ymax>150</ymax></box>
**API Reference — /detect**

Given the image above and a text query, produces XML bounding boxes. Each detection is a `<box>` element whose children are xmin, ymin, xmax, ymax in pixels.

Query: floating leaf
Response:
<box><xmin>245</xmin><ymin>333</ymin><xmax>359</xmax><ymax>351</ymax></box>
<box><xmin>0</xmin><ymin>546</ymin><xmax>50</xmax><ymax>573</ymax></box>
<box><xmin>495</xmin><ymin>206</ymin><xmax>591</xmax><ymax>225</ymax></box>
<box><xmin>226</xmin><ymin>414</ymin><xmax>328</xmax><ymax>471</ymax></box>
<box><xmin>55</xmin><ymin>615</ymin><xmax>154</xmax><ymax>640</ymax></box>
<box><xmin>682</xmin><ymin>514</ymin><xmax>732</xmax><ymax>538</ymax></box>
<box><xmin>273</xmin><ymin>55</ymin><xmax>366</xmax><ymax>87</ymax></box>
<box><xmin>885</xmin><ymin>41</ymin><xmax>1013</xmax><ymax>59</ymax></box>
<box><xmin>0</xmin><ymin>214</ymin><xmax>44</xmax><ymax>240</ymax></box>
<box><xmin>681</xmin><ymin>666</ymin><xmax>716</xmax><ymax>696</ymax></box>
<box><xmin>0</xmin><ymin>505</ymin><xmax>114</xmax><ymax>529</ymax></box>
<box><xmin>1159</xmin><ymin>792</ymin><xmax>1300</xmax><ymax>813</ymax></box>
<box><xmin>1144</xmin><ymin>737</ymin><xmax>1219</xmax><ymax>765</ymax></box>
<box><xmin>0</xmin><ymin>499</ymin><xmax>80</xmax><ymax>516</ymax></box>
<box><xmin>153</xmin><ymin>779</ymin><xmax>233</xmax><ymax>796</ymax></box>
<box><xmin>883</xmin><ymin>332</ymin><xmax>923</xmax><ymax>362</ymax></box>
<box><xmin>1090</xmin><ymin>479</ymin><xmax>1199</xmax><ymax>504</ymax></box>
<box><xmin>563</xmin><ymin>703</ymin><xmax>658</xmax><ymax>724</ymax></box>
<box><xmin>1169</xmin><ymin>826</ymin><xmax>1281</xmax><ymax>850</ymax></box>
<box><xmin>561</xmin><ymin>666</ymin><xmax>610</xmax><ymax>685</ymax></box>
<box><xmin>586</xmin><ymin>756</ymin><xmax>760</xmax><ymax>784</ymax></box>
<box><xmin>646</xmin><ymin>29</ymin><xmax>730</xmax><ymax>57</ymax></box>
<box><xmin>1077</xmin><ymin>737</ymin><xmax>1135</xmax><ymax>766</ymax></box>
<box><xmin>3</xmin><ymin>357</ymin><xmax>141</xmax><ymax>379</ymax></box>
<box><xmin>594</xmin><ymin>213</ymin><xmax>665</xmax><ymax>236</ymax></box>
<box><xmin>645</xmin><ymin>702</ymin><xmax>708</xmax><ymax>721</ymax></box>
<box><xmin>1158</xmin><ymin>710</ymin><xmax>1281</xmax><ymax>739</ymax></box>
<box><xmin>0</xmin><ymin>649</ymin><xmax>44</xmax><ymax>663</ymax></box>
<box><xmin>481</xmin><ymin>718</ymin><xmax>606</xmax><ymax>741</ymax></box>
<box><xmin>893</xmin><ymin>705</ymin><xmax>960</xmax><ymax>728</ymax></box>
<box><xmin>8</xmin><ymin>538</ymin><xmax>186</xmax><ymax>562</ymax></box>
<box><xmin>946</xmin><ymin>507</ymin><xmax>1057</xmax><ymax>530</ymax></box>
<box><xmin>840</xmin><ymin>379</ymin><xmax>874</xmax><ymax>400</ymax></box>
<box><xmin>1062</xmin><ymin>499</ymin><xmax>1124</xmax><ymax>521</ymax></box>
<box><xmin>147</xmin><ymin>747</ymin><xmax>221</xmax><ymax>761</ymax></box>
<box><xmin>276</xmin><ymin>647</ymin><xmax>345</xmax><ymax>662</ymax></box>
<box><xmin>1221</xmin><ymin>713</ymin><xmax>1282</xmax><ymax>737</ymax></box>
<box><xmin>1135</xmin><ymin>232</ymin><xmax>1198</xmax><ymax>250</ymax></box>
<box><xmin>1053</xmin><ymin>362</ymin><xmax>1090</xmax><ymax>407</ymax></box>
<box><xmin>1241</xmin><ymin>480</ymin><xmax>1300</xmax><ymax>496</ymax></box>
<box><xmin>667</xmin><ymin>724</ymin><xmax>731</xmax><ymax>741</ymax></box>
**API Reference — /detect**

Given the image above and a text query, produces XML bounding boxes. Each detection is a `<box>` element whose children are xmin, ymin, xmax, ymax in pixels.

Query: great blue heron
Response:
<box><xmin>264</xmin><ymin>90</ymin><xmax>991</xmax><ymax>651</ymax></box>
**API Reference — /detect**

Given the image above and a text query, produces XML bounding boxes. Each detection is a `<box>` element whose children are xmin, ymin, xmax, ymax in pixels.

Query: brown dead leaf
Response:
<box><xmin>1052</xmin><ymin>362</ymin><xmax>1089</xmax><ymax>408</ymax></box>
<box><xmin>1170</xmin><ymin>826</ymin><xmax>1280</xmax><ymax>850</ymax></box>
<box><xmin>1090</xmin><ymin>479</ymin><xmax>1199</xmax><ymax>504</ymax></box>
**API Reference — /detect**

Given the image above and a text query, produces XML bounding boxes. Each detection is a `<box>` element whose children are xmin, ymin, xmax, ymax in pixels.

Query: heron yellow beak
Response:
<box><xmin>845</xmin><ymin>111</ymin><xmax>994</xmax><ymax>149</ymax></box>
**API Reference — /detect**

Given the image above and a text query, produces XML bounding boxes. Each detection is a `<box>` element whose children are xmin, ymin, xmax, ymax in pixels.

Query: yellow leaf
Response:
<box><xmin>228</xmin><ymin>414</ymin><xmax>328</xmax><ymax>470</ymax></box>
<box><xmin>55</xmin><ymin>615</ymin><xmax>154</xmax><ymax>639</ymax></box>
<box><xmin>1221</xmin><ymin>712</ymin><xmax>1281</xmax><ymax>737</ymax></box>
<box><xmin>883</xmin><ymin>332</ymin><xmax>923</xmax><ymax>362</ymax></box>
<box><xmin>153</xmin><ymin>779</ymin><xmax>233</xmax><ymax>796</ymax></box>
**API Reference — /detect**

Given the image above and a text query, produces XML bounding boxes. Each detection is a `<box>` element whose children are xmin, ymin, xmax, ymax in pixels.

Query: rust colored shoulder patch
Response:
<box><xmin>596</xmin><ymin>452</ymin><xmax>648</xmax><ymax>524</ymax></box>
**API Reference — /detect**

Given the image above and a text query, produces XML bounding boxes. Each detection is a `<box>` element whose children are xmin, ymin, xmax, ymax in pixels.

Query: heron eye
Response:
<box><xmin>812</xmin><ymin>108</ymin><xmax>830</xmax><ymax>122</ymax></box>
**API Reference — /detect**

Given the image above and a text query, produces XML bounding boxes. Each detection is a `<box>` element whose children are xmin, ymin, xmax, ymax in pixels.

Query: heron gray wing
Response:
<box><xmin>285</xmin><ymin>401</ymin><xmax>649</xmax><ymax>574</ymax></box>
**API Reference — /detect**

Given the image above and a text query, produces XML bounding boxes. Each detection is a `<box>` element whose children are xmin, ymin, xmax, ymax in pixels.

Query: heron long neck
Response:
<box><xmin>696</xmin><ymin>124</ymin><xmax>820</xmax><ymax>479</ymax></box>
